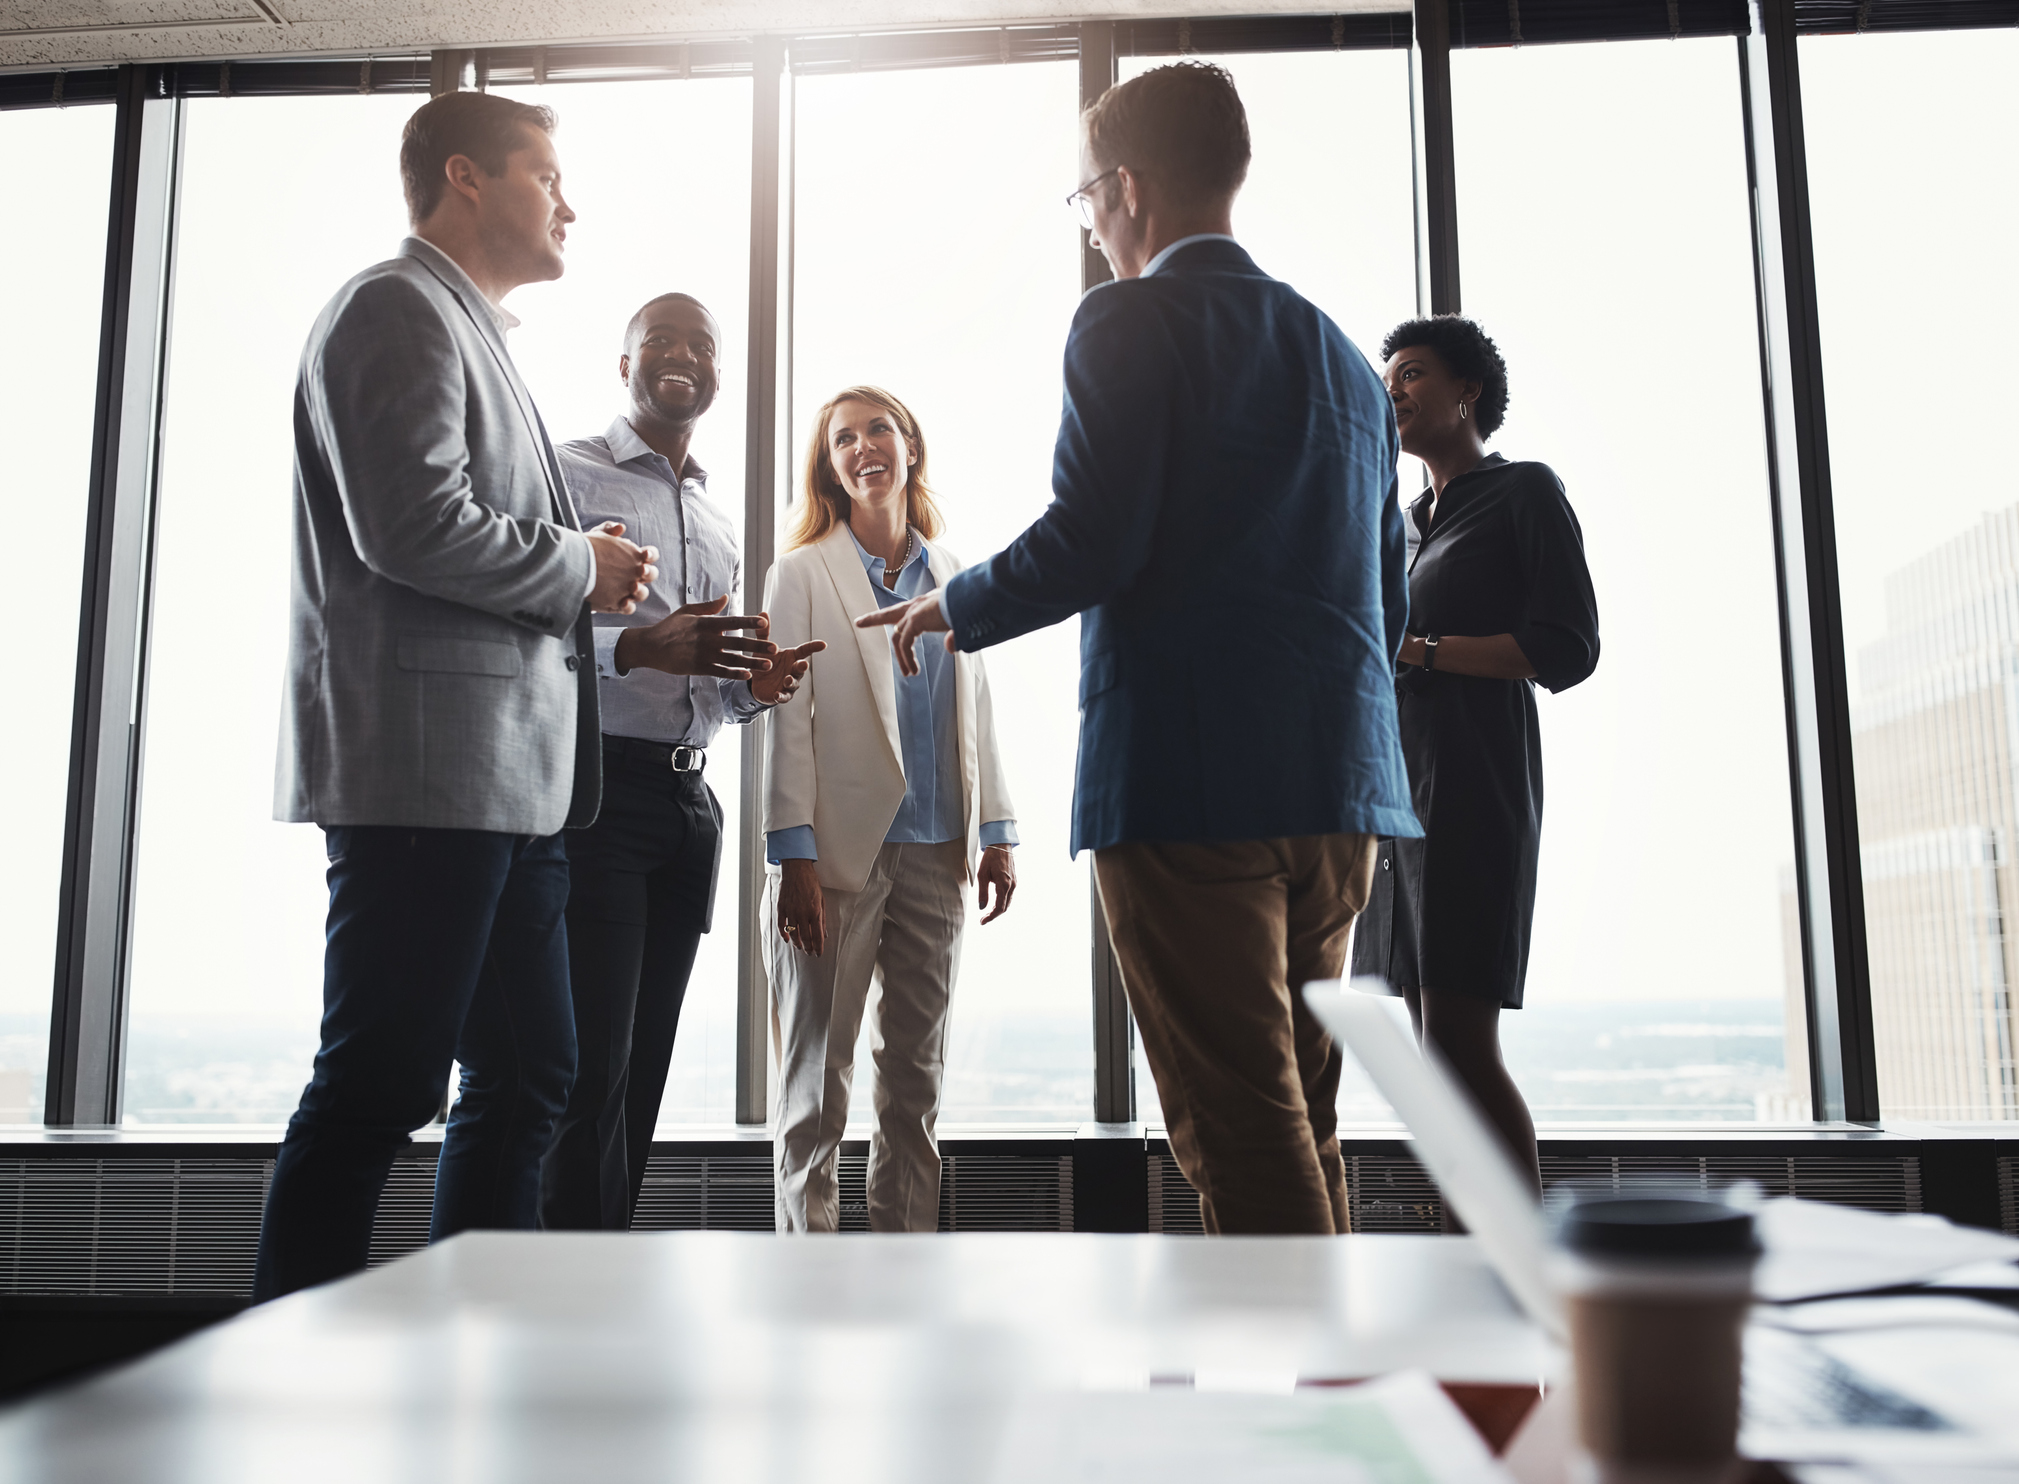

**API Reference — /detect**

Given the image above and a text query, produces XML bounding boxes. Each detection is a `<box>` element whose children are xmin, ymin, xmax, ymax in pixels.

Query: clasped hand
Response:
<box><xmin>586</xmin><ymin>521</ymin><xmax>657</xmax><ymax>614</ymax></box>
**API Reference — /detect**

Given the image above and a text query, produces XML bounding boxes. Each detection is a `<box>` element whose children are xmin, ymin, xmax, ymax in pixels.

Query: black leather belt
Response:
<box><xmin>603</xmin><ymin>734</ymin><xmax>706</xmax><ymax>774</ymax></box>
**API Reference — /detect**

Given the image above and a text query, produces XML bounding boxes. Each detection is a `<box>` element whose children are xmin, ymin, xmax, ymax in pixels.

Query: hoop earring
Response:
<box><xmin>1458</xmin><ymin>402</ymin><xmax>1469</xmax><ymax>420</ymax></box>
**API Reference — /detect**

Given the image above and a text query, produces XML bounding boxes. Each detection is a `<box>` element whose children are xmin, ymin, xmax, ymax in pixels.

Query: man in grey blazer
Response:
<box><xmin>254</xmin><ymin>90</ymin><xmax>774</xmax><ymax>1301</ymax></box>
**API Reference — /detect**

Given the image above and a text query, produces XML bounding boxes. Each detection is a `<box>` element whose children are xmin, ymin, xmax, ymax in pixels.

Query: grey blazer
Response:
<box><xmin>274</xmin><ymin>237</ymin><xmax>600</xmax><ymax>835</ymax></box>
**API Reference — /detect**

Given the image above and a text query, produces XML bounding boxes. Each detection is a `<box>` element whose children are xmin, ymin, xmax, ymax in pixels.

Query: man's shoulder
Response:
<box><xmin>1070</xmin><ymin>257</ymin><xmax>1311</xmax><ymax>340</ymax></box>
<box><xmin>556</xmin><ymin>435</ymin><xmax>615</xmax><ymax>467</ymax></box>
<box><xmin>310</xmin><ymin>256</ymin><xmax>452</xmax><ymax>347</ymax></box>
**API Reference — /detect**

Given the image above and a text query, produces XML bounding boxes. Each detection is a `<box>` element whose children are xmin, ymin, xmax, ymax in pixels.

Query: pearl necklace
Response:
<box><xmin>886</xmin><ymin>526</ymin><xmax>916</xmax><ymax>588</ymax></box>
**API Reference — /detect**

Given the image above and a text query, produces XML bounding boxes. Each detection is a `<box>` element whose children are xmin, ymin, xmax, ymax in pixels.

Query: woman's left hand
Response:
<box><xmin>977</xmin><ymin>844</ymin><xmax>1016</xmax><ymax>924</ymax></box>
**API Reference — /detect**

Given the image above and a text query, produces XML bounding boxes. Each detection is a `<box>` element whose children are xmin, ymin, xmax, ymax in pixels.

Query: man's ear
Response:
<box><xmin>1118</xmin><ymin>165</ymin><xmax>1143</xmax><ymax>220</ymax></box>
<box><xmin>441</xmin><ymin>152</ymin><xmax>485</xmax><ymax>210</ymax></box>
<box><xmin>619</xmin><ymin>352</ymin><xmax>633</xmax><ymax>387</ymax></box>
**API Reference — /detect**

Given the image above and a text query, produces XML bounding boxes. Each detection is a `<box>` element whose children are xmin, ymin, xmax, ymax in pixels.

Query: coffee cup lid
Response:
<box><xmin>1556</xmin><ymin>1196</ymin><xmax>1759</xmax><ymax>1259</ymax></box>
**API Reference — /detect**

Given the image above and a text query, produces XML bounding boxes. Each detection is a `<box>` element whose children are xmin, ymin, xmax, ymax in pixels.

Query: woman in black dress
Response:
<box><xmin>1349</xmin><ymin>316</ymin><xmax>1599</xmax><ymax>1193</ymax></box>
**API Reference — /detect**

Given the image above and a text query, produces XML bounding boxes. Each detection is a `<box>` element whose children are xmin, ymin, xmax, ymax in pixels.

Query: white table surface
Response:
<box><xmin>0</xmin><ymin>1232</ymin><xmax>1548</xmax><ymax>1483</ymax></box>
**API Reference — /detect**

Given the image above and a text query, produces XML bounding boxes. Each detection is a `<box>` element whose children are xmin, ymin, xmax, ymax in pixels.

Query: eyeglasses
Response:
<box><xmin>1066</xmin><ymin>167</ymin><xmax>1120</xmax><ymax>231</ymax></box>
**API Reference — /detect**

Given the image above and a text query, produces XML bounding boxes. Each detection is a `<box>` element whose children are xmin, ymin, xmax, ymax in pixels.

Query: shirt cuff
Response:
<box><xmin>724</xmin><ymin>679</ymin><xmax>767</xmax><ymax>720</ymax></box>
<box><xmin>582</xmin><ymin>530</ymin><xmax>598</xmax><ymax>601</ymax></box>
<box><xmin>593</xmin><ymin>625</ymin><xmax>628</xmax><ymax>679</ymax></box>
<box><xmin>980</xmin><ymin>820</ymin><xmax>1018</xmax><ymax>849</ymax></box>
<box><xmin>767</xmin><ymin>826</ymin><xmax>818</xmax><ymax>863</ymax></box>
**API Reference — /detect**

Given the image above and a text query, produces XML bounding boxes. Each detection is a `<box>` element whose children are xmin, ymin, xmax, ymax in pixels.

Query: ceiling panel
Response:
<box><xmin>0</xmin><ymin>0</ymin><xmax>1408</xmax><ymax>70</ymax></box>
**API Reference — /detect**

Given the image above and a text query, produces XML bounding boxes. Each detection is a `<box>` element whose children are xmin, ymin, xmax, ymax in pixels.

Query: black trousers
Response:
<box><xmin>254</xmin><ymin>827</ymin><xmax>577</xmax><ymax>1302</ymax></box>
<box><xmin>540</xmin><ymin>738</ymin><xmax>723</xmax><ymax>1230</ymax></box>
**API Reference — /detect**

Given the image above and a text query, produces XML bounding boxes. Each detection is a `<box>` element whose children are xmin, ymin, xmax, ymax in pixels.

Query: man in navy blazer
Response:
<box><xmin>861</xmin><ymin>63</ymin><xmax>1420</xmax><ymax>1235</ymax></box>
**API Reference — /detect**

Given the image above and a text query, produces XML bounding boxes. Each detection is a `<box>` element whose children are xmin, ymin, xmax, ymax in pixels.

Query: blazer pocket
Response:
<box><xmin>397</xmin><ymin>635</ymin><xmax>523</xmax><ymax>678</ymax></box>
<box><xmin>1079</xmin><ymin>650</ymin><xmax>1120</xmax><ymax>707</ymax></box>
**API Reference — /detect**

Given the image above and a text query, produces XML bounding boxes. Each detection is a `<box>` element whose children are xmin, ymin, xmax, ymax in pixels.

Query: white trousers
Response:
<box><xmin>769</xmin><ymin>839</ymin><xmax>966</xmax><ymax>1233</ymax></box>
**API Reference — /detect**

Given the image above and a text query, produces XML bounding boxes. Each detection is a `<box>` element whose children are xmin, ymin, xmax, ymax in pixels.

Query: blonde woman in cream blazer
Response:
<box><xmin>762</xmin><ymin>386</ymin><xmax>1017</xmax><ymax>1233</ymax></box>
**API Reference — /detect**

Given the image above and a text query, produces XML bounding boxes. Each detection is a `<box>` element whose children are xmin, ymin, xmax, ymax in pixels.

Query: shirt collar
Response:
<box><xmin>846</xmin><ymin>522</ymin><xmax>927</xmax><ymax>577</ymax></box>
<box><xmin>605</xmin><ymin>415</ymin><xmax>708</xmax><ymax>485</ymax></box>
<box><xmin>400</xmin><ymin>235</ymin><xmax>521</xmax><ymax>335</ymax></box>
<box><xmin>1142</xmin><ymin>232</ymin><xmax>1240</xmax><ymax>279</ymax></box>
<box><xmin>1412</xmin><ymin>452</ymin><xmax>1508</xmax><ymax>531</ymax></box>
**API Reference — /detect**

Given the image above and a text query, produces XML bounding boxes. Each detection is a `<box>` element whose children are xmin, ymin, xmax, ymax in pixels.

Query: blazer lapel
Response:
<box><xmin>405</xmin><ymin>244</ymin><xmax>570</xmax><ymax>524</ymax></box>
<box><xmin>815</xmin><ymin>527</ymin><xmax>903</xmax><ymax>773</ymax></box>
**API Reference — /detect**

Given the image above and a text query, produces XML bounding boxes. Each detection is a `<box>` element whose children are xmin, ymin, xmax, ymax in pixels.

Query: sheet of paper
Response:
<box><xmin>990</xmin><ymin>1370</ymin><xmax>1512</xmax><ymax>1484</ymax></box>
<box><xmin>1755</xmin><ymin>1198</ymin><xmax>2019</xmax><ymax>1303</ymax></box>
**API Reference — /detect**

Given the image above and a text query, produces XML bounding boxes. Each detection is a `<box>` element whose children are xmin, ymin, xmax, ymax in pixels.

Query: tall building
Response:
<box><xmin>1801</xmin><ymin>504</ymin><xmax>2019</xmax><ymax>1120</ymax></box>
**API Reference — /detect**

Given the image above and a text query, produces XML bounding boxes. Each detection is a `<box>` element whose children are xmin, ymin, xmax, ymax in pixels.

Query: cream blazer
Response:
<box><xmin>762</xmin><ymin>523</ymin><xmax>1016</xmax><ymax>894</ymax></box>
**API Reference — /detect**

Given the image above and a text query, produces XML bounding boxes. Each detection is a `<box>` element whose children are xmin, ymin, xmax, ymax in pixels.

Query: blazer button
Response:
<box><xmin>564</xmin><ymin>655</ymin><xmax>580</xmax><ymax>672</ymax></box>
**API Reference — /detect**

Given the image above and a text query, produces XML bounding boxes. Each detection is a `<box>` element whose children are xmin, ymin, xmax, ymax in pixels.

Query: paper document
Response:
<box><xmin>1754</xmin><ymin>1198</ymin><xmax>2019</xmax><ymax>1303</ymax></box>
<box><xmin>991</xmin><ymin>1370</ymin><xmax>1511</xmax><ymax>1484</ymax></box>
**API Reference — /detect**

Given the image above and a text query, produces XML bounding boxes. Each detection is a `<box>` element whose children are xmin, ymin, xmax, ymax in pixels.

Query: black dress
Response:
<box><xmin>1350</xmin><ymin>454</ymin><xmax>1599</xmax><ymax>1008</ymax></box>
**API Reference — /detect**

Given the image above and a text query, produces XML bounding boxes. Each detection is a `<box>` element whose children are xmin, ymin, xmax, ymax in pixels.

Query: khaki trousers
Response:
<box><xmin>769</xmin><ymin>839</ymin><xmax>965</xmax><ymax>1233</ymax></box>
<box><xmin>1094</xmin><ymin>832</ymin><xmax>1377</xmax><ymax>1235</ymax></box>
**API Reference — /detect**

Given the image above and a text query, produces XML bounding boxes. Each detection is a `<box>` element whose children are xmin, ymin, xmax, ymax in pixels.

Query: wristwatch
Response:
<box><xmin>1423</xmin><ymin>634</ymin><xmax>1441</xmax><ymax>671</ymax></box>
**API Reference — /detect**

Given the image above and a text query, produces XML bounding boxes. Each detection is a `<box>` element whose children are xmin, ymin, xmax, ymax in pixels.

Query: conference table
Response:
<box><xmin>0</xmin><ymin>1232</ymin><xmax>1549</xmax><ymax>1482</ymax></box>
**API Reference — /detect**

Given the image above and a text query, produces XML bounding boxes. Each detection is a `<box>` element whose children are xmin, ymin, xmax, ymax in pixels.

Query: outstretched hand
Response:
<box><xmin>614</xmin><ymin>594</ymin><xmax>777</xmax><ymax>679</ymax></box>
<box><xmin>752</xmin><ymin>610</ymin><xmax>826</xmax><ymax>706</ymax></box>
<box><xmin>854</xmin><ymin>593</ymin><xmax>954</xmax><ymax>679</ymax></box>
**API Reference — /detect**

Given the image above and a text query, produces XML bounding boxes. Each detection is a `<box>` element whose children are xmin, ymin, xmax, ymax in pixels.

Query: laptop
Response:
<box><xmin>1302</xmin><ymin>979</ymin><xmax>1564</xmax><ymax>1339</ymax></box>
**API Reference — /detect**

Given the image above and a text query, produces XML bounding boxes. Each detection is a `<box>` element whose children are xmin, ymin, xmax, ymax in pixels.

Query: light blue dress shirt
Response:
<box><xmin>767</xmin><ymin>526</ymin><xmax>1016</xmax><ymax>863</ymax></box>
<box><xmin>559</xmin><ymin>416</ymin><xmax>768</xmax><ymax>747</ymax></box>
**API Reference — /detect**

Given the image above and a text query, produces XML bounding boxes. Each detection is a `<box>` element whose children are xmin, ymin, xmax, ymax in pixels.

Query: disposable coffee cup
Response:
<box><xmin>1551</xmin><ymin>1194</ymin><xmax>1760</xmax><ymax>1484</ymax></box>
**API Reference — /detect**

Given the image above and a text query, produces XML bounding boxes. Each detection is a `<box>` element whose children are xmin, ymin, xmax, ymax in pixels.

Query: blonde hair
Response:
<box><xmin>786</xmin><ymin>386</ymin><xmax>944</xmax><ymax>551</ymax></box>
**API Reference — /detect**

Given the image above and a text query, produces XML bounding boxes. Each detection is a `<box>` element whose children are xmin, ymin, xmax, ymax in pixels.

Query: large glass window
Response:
<box><xmin>1449</xmin><ymin>39</ymin><xmax>1798</xmax><ymax>1123</ymax></box>
<box><xmin>789</xmin><ymin>59</ymin><xmax>1092</xmax><ymax>1123</ymax></box>
<box><xmin>123</xmin><ymin>94</ymin><xmax>421</xmax><ymax>1123</ymax></box>
<box><xmin>0</xmin><ymin>104</ymin><xmax>115</xmax><ymax>1127</ymax></box>
<box><xmin>123</xmin><ymin>81</ymin><xmax>754</xmax><ymax>1124</ymax></box>
<box><xmin>492</xmin><ymin>77</ymin><xmax>753</xmax><ymax>1126</ymax></box>
<box><xmin>1803</xmin><ymin>29</ymin><xmax>2019</xmax><ymax>1121</ymax></box>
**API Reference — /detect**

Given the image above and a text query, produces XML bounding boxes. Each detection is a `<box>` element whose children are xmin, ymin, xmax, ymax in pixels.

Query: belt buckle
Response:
<box><xmin>669</xmin><ymin>745</ymin><xmax>704</xmax><ymax>774</ymax></box>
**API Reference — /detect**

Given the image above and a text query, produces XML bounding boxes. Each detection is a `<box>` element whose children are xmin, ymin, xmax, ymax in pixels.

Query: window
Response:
<box><xmin>123</xmin><ymin>95</ymin><xmax>419</xmax><ymax>1123</ymax></box>
<box><xmin>1802</xmin><ymin>28</ymin><xmax>2019</xmax><ymax>1121</ymax></box>
<box><xmin>789</xmin><ymin>59</ymin><xmax>1093</xmax><ymax>1123</ymax></box>
<box><xmin>491</xmin><ymin>76</ymin><xmax>754</xmax><ymax>1125</ymax></box>
<box><xmin>1448</xmin><ymin>39</ymin><xmax>1798</xmax><ymax>1122</ymax></box>
<box><xmin>0</xmin><ymin>104</ymin><xmax>115</xmax><ymax>1126</ymax></box>
<box><xmin>123</xmin><ymin>80</ymin><xmax>757</xmax><ymax>1125</ymax></box>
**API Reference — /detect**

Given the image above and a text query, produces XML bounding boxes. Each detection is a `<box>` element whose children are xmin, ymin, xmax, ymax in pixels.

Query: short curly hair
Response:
<box><xmin>1380</xmin><ymin>315</ymin><xmax>1510</xmax><ymax>437</ymax></box>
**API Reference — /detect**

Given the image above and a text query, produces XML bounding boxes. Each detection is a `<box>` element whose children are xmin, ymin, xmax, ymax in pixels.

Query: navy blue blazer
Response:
<box><xmin>942</xmin><ymin>238</ymin><xmax>1421</xmax><ymax>855</ymax></box>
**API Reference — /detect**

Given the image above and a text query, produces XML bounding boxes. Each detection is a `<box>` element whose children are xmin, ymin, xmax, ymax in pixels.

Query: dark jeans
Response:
<box><xmin>540</xmin><ymin>740</ymin><xmax>723</xmax><ymax>1230</ymax></box>
<box><xmin>252</xmin><ymin>827</ymin><xmax>578</xmax><ymax>1302</ymax></box>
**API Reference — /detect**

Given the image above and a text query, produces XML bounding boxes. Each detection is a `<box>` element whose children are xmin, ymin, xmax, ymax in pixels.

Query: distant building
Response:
<box><xmin>1797</xmin><ymin>505</ymin><xmax>2019</xmax><ymax>1120</ymax></box>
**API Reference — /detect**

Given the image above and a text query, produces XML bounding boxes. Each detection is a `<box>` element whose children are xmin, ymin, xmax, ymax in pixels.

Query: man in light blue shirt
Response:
<box><xmin>542</xmin><ymin>292</ymin><xmax>818</xmax><ymax>1231</ymax></box>
<box><xmin>765</xmin><ymin>525</ymin><xmax>1017</xmax><ymax>866</ymax></box>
